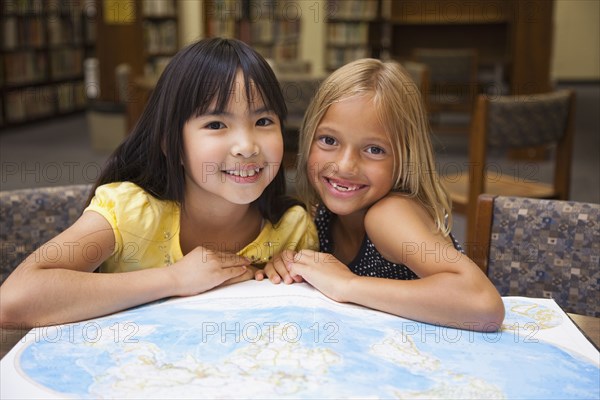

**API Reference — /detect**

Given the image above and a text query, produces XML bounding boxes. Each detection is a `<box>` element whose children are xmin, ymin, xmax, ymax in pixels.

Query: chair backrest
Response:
<box><xmin>412</xmin><ymin>48</ymin><xmax>478</xmax><ymax>110</ymax></box>
<box><xmin>0</xmin><ymin>184</ymin><xmax>92</xmax><ymax>283</ymax></box>
<box><xmin>472</xmin><ymin>194</ymin><xmax>600</xmax><ymax>317</ymax></box>
<box><xmin>462</xmin><ymin>89</ymin><xmax>576</xmax><ymax>248</ymax></box>
<box><xmin>486</xmin><ymin>90</ymin><xmax>573</xmax><ymax>148</ymax></box>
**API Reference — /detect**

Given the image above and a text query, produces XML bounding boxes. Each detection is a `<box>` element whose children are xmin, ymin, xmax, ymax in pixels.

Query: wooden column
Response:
<box><xmin>95</xmin><ymin>0</ymin><xmax>144</xmax><ymax>103</ymax></box>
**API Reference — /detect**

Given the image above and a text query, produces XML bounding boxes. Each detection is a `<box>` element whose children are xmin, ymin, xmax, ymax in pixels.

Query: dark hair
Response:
<box><xmin>89</xmin><ymin>37</ymin><xmax>299</xmax><ymax>223</ymax></box>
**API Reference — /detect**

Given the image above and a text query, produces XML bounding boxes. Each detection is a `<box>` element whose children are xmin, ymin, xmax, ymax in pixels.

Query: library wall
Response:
<box><xmin>552</xmin><ymin>0</ymin><xmax>600</xmax><ymax>81</ymax></box>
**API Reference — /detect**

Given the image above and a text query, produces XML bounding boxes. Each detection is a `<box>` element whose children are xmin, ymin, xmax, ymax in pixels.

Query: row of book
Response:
<box><xmin>4</xmin><ymin>49</ymin><xmax>83</xmax><ymax>86</ymax></box>
<box><xmin>1</xmin><ymin>1</ymin><xmax>95</xmax><ymax>126</ymax></box>
<box><xmin>143</xmin><ymin>20</ymin><xmax>177</xmax><ymax>56</ymax></box>
<box><xmin>254</xmin><ymin>41</ymin><xmax>298</xmax><ymax>62</ymax></box>
<box><xmin>3</xmin><ymin>15</ymin><xmax>95</xmax><ymax>50</ymax></box>
<box><xmin>327</xmin><ymin>47</ymin><xmax>369</xmax><ymax>70</ymax></box>
<box><xmin>327</xmin><ymin>22</ymin><xmax>370</xmax><ymax>46</ymax></box>
<box><xmin>142</xmin><ymin>0</ymin><xmax>177</xmax><ymax>17</ymax></box>
<box><xmin>327</xmin><ymin>0</ymin><xmax>378</xmax><ymax>21</ymax></box>
<box><xmin>2</xmin><ymin>0</ymin><xmax>44</xmax><ymax>14</ymax></box>
<box><xmin>3</xmin><ymin>17</ymin><xmax>44</xmax><ymax>49</ymax></box>
<box><xmin>250</xmin><ymin>19</ymin><xmax>300</xmax><ymax>44</ymax></box>
<box><xmin>206</xmin><ymin>0</ymin><xmax>310</xmax><ymax>20</ymax></box>
<box><xmin>3</xmin><ymin>81</ymin><xmax>86</xmax><ymax>123</ymax></box>
<box><xmin>3</xmin><ymin>0</ymin><xmax>96</xmax><ymax>14</ymax></box>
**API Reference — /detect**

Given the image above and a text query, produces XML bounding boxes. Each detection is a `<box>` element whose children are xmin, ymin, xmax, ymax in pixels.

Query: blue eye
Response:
<box><xmin>366</xmin><ymin>146</ymin><xmax>385</xmax><ymax>155</ymax></box>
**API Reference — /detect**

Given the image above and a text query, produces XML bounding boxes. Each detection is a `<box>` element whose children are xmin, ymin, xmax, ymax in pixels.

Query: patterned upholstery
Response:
<box><xmin>0</xmin><ymin>184</ymin><xmax>92</xmax><ymax>283</ymax></box>
<box><xmin>487</xmin><ymin>90</ymin><xmax>571</xmax><ymax>148</ymax></box>
<box><xmin>487</xmin><ymin>196</ymin><xmax>600</xmax><ymax>317</ymax></box>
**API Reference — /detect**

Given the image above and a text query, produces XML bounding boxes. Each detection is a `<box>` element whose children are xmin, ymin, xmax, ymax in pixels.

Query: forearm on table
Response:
<box><xmin>0</xmin><ymin>266</ymin><xmax>176</xmax><ymax>328</ymax></box>
<box><xmin>344</xmin><ymin>273</ymin><xmax>504</xmax><ymax>331</ymax></box>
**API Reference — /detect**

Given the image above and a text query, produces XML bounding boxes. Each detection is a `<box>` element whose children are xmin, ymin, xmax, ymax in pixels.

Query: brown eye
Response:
<box><xmin>256</xmin><ymin>117</ymin><xmax>273</xmax><ymax>126</ymax></box>
<box><xmin>206</xmin><ymin>121</ymin><xmax>225</xmax><ymax>129</ymax></box>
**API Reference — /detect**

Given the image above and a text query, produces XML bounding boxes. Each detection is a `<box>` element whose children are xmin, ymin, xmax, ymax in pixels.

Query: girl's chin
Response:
<box><xmin>319</xmin><ymin>198</ymin><xmax>362</xmax><ymax>216</ymax></box>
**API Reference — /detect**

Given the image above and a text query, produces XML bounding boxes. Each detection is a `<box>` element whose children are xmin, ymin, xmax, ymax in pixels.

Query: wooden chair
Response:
<box><xmin>442</xmin><ymin>89</ymin><xmax>576</xmax><ymax>250</ymax></box>
<box><xmin>0</xmin><ymin>184</ymin><xmax>92</xmax><ymax>283</ymax></box>
<box><xmin>471</xmin><ymin>194</ymin><xmax>599</xmax><ymax>317</ymax></box>
<box><xmin>412</xmin><ymin>48</ymin><xmax>478</xmax><ymax>133</ymax></box>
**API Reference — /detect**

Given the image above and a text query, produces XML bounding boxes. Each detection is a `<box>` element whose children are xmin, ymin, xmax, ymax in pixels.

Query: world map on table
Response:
<box><xmin>13</xmin><ymin>288</ymin><xmax>600</xmax><ymax>399</ymax></box>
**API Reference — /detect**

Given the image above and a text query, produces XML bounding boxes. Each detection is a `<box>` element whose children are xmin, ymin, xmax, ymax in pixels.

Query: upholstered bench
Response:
<box><xmin>0</xmin><ymin>184</ymin><xmax>92</xmax><ymax>283</ymax></box>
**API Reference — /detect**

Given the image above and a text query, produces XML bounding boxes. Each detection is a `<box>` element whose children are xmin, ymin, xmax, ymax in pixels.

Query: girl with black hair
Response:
<box><xmin>0</xmin><ymin>38</ymin><xmax>317</xmax><ymax>327</ymax></box>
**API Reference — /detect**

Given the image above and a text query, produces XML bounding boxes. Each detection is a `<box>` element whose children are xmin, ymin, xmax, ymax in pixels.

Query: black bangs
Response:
<box><xmin>161</xmin><ymin>38</ymin><xmax>287</xmax><ymax>125</ymax></box>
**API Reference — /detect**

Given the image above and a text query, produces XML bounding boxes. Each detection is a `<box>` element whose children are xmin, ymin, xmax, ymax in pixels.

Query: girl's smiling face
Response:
<box><xmin>181</xmin><ymin>71</ymin><xmax>283</xmax><ymax>206</ymax></box>
<box><xmin>307</xmin><ymin>94</ymin><xmax>395</xmax><ymax>216</ymax></box>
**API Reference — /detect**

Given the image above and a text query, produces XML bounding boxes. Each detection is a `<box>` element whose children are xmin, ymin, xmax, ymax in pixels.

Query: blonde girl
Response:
<box><xmin>263</xmin><ymin>59</ymin><xmax>504</xmax><ymax>331</ymax></box>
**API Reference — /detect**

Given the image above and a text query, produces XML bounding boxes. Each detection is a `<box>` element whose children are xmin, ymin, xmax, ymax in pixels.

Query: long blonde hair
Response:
<box><xmin>296</xmin><ymin>58</ymin><xmax>453</xmax><ymax>235</ymax></box>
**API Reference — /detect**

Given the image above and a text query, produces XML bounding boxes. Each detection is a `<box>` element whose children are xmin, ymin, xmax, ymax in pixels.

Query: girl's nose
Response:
<box><xmin>231</xmin><ymin>131</ymin><xmax>259</xmax><ymax>158</ymax></box>
<box><xmin>336</xmin><ymin>149</ymin><xmax>359</xmax><ymax>176</ymax></box>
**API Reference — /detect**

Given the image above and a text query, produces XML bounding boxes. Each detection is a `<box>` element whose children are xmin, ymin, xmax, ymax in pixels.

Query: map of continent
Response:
<box><xmin>8</xmin><ymin>283</ymin><xmax>600</xmax><ymax>399</ymax></box>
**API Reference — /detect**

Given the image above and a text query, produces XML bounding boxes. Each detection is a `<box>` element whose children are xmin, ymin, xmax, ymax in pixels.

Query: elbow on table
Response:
<box><xmin>0</xmin><ymin>284</ymin><xmax>36</xmax><ymax>328</ymax></box>
<box><xmin>476</xmin><ymin>291</ymin><xmax>505</xmax><ymax>332</ymax></box>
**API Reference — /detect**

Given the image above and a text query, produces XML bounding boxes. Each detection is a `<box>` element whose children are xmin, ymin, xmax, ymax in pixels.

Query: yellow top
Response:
<box><xmin>84</xmin><ymin>182</ymin><xmax>318</xmax><ymax>273</ymax></box>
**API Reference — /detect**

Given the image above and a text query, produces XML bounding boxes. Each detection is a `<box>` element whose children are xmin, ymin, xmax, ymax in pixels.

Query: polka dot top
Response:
<box><xmin>314</xmin><ymin>205</ymin><xmax>464</xmax><ymax>280</ymax></box>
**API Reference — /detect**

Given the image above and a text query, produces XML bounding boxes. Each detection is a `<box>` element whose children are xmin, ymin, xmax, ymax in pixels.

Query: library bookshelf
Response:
<box><xmin>388</xmin><ymin>0</ymin><xmax>554</xmax><ymax>95</ymax></box>
<box><xmin>204</xmin><ymin>0</ymin><xmax>301</xmax><ymax>62</ymax></box>
<box><xmin>288</xmin><ymin>0</ymin><xmax>553</xmax><ymax>97</ymax></box>
<box><xmin>94</xmin><ymin>0</ymin><xmax>178</xmax><ymax>104</ymax></box>
<box><xmin>1</xmin><ymin>0</ymin><xmax>96</xmax><ymax>127</ymax></box>
<box><xmin>325</xmin><ymin>0</ymin><xmax>389</xmax><ymax>71</ymax></box>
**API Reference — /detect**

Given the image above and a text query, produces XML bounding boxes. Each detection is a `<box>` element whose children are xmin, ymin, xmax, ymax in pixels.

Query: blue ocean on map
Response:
<box><xmin>16</xmin><ymin>296</ymin><xmax>600</xmax><ymax>399</ymax></box>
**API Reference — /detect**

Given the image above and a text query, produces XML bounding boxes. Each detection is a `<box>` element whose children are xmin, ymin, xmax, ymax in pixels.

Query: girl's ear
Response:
<box><xmin>160</xmin><ymin>136</ymin><xmax>181</xmax><ymax>165</ymax></box>
<box><xmin>161</xmin><ymin>137</ymin><xmax>167</xmax><ymax>156</ymax></box>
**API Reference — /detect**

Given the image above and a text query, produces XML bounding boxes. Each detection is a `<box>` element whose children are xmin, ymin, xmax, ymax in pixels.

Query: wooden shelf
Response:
<box><xmin>389</xmin><ymin>0</ymin><xmax>554</xmax><ymax>95</ymax></box>
<box><xmin>204</xmin><ymin>0</ymin><xmax>301</xmax><ymax>62</ymax></box>
<box><xmin>1</xmin><ymin>0</ymin><xmax>96</xmax><ymax>128</ymax></box>
<box><xmin>94</xmin><ymin>0</ymin><xmax>178</xmax><ymax>104</ymax></box>
<box><xmin>325</xmin><ymin>0</ymin><xmax>389</xmax><ymax>71</ymax></box>
<box><xmin>391</xmin><ymin>23</ymin><xmax>510</xmax><ymax>63</ymax></box>
<box><xmin>390</xmin><ymin>0</ymin><xmax>511</xmax><ymax>24</ymax></box>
